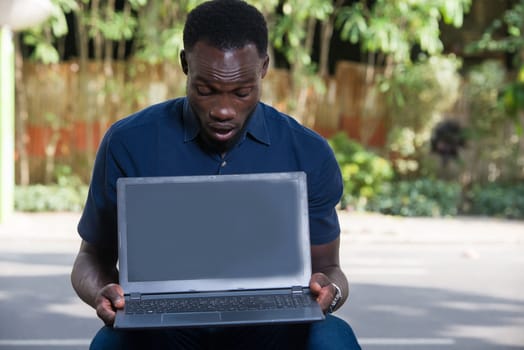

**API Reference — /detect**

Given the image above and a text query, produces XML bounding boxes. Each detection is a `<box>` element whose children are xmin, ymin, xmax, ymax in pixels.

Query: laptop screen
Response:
<box><xmin>117</xmin><ymin>172</ymin><xmax>312</xmax><ymax>294</ymax></box>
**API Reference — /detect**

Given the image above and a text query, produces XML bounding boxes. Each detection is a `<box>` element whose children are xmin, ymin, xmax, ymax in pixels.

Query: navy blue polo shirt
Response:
<box><xmin>78</xmin><ymin>98</ymin><xmax>343</xmax><ymax>249</ymax></box>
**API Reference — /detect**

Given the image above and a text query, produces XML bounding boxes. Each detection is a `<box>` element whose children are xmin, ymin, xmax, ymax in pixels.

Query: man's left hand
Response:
<box><xmin>309</xmin><ymin>272</ymin><xmax>337</xmax><ymax>313</ymax></box>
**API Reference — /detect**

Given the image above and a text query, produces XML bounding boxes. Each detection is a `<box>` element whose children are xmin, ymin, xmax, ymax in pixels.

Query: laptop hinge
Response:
<box><xmin>130</xmin><ymin>293</ymin><xmax>141</xmax><ymax>301</ymax></box>
<box><xmin>291</xmin><ymin>286</ymin><xmax>303</xmax><ymax>294</ymax></box>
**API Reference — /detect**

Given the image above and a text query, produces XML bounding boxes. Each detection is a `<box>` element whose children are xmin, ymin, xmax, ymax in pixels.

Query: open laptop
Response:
<box><xmin>114</xmin><ymin>172</ymin><xmax>325</xmax><ymax>329</ymax></box>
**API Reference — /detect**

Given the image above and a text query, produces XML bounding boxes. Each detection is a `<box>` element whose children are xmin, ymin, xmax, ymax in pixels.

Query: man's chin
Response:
<box><xmin>201</xmin><ymin>135</ymin><xmax>236</xmax><ymax>154</ymax></box>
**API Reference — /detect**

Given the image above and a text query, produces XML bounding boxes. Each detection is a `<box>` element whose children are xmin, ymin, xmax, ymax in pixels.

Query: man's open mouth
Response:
<box><xmin>209</xmin><ymin>125</ymin><xmax>235</xmax><ymax>142</ymax></box>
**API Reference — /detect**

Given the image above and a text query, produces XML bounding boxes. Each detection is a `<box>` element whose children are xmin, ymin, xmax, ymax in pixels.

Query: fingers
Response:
<box><xmin>95</xmin><ymin>283</ymin><xmax>124</xmax><ymax>326</ymax></box>
<box><xmin>309</xmin><ymin>273</ymin><xmax>335</xmax><ymax>313</ymax></box>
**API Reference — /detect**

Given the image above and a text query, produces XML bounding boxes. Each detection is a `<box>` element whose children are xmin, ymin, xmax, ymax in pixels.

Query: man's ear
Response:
<box><xmin>180</xmin><ymin>50</ymin><xmax>188</xmax><ymax>75</ymax></box>
<box><xmin>260</xmin><ymin>55</ymin><xmax>269</xmax><ymax>79</ymax></box>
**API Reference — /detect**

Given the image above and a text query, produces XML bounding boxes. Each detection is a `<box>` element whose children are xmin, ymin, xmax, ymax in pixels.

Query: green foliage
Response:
<box><xmin>15</xmin><ymin>165</ymin><xmax>88</xmax><ymax>212</ymax></box>
<box><xmin>464</xmin><ymin>61</ymin><xmax>507</xmax><ymax>136</ymax></box>
<box><xmin>272</xmin><ymin>0</ymin><xmax>332</xmax><ymax>66</ymax></box>
<box><xmin>21</xmin><ymin>0</ymin><xmax>76</xmax><ymax>64</ymax></box>
<box><xmin>329</xmin><ymin>133</ymin><xmax>393</xmax><ymax>209</ymax></box>
<box><xmin>334</xmin><ymin>0</ymin><xmax>469</xmax><ymax>178</ymax></box>
<box><xmin>133</xmin><ymin>1</ymin><xmax>206</xmax><ymax>63</ymax></box>
<box><xmin>466</xmin><ymin>0</ymin><xmax>524</xmax><ymax>57</ymax></box>
<box><xmin>502</xmin><ymin>67</ymin><xmax>524</xmax><ymax>129</ymax></box>
<box><xmin>15</xmin><ymin>184</ymin><xmax>88</xmax><ymax>212</ymax></box>
<box><xmin>466</xmin><ymin>182</ymin><xmax>524</xmax><ymax>219</ymax></box>
<box><xmin>382</xmin><ymin>55</ymin><xmax>462</xmax><ymax>176</ymax></box>
<box><xmin>270</xmin><ymin>0</ymin><xmax>333</xmax><ymax>120</ymax></box>
<box><xmin>84</xmin><ymin>11</ymin><xmax>138</xmax><ymax>41</ymax></box>
<box><xmin>463</xmin><ymin>60</ymin><xmax>523</xmax><ymax>182</ymax></box>
<box><xmin>337</xmin><ymin>0</ymin><xmax>471</xmax><ymax>65</ymax></box>
<box><xmin>466</xmin><ymin>0</ymin><xmax>524</xmax><ymax>122</ymax></box>
<box><xmin>366</xmin><ymin>179</ymin><xmax>462</xmax><ymax>217</ymax></box>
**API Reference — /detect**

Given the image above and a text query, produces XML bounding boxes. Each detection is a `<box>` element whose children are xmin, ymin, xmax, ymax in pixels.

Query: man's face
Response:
<box><xmin>181</xmin><ymin>42</ymin><xmax>269</xmax><ymax>153</ymax></box>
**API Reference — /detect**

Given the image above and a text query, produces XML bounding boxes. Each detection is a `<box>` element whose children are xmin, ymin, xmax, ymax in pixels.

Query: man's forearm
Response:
<box><xmin>71</xmin><ymin>243</ymin><xmax>118</xmax><ymax>309</ymax></box>
<box><xmin>317</xmin><ymin>265</ymin><xmax>349</xmax><ymax>309</ymax></box>
<box><xmin>311</xmin><ymin>238</ymin><xmax>350</xmax><ymax>310</ymax></box>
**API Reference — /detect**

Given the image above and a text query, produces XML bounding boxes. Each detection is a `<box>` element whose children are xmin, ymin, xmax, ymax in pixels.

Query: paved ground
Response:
<box><xmin>0</xmin><ymin>211</ymin><xmax>523</xmax><ymax>349</ymax></box>
<box><xmin>337</xmin><ymin>213</ymin><xmax>524</xmax><ymax>349</ymax></box>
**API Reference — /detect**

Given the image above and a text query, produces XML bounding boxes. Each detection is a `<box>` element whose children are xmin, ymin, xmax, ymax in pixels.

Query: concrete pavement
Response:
<box><xmin>1</xmin><ymin>211</ymin><xmax>523</xmax><ymax>349</ymax></box>
<box><xmin>338</xmin><ymin>212</ymin><xmax>524</xmax><ymax>349</ymax></box>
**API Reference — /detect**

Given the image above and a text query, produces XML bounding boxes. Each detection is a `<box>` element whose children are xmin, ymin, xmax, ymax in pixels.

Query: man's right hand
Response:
<box><xmin>95</xmin><ymin>283</ymin><xmax>125</xmax><ymax>325</ymax></box>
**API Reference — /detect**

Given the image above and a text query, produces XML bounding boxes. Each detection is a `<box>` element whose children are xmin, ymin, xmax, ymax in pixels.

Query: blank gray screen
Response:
<box><xmin>124</xmin><ymin>178</ymin><xmax>304</xmax><ymax>282</ymax></box>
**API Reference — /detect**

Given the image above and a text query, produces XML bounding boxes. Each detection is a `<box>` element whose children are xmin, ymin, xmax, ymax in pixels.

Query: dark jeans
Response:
<box><xmin>90</xmin><ymin>315</ymin><xmax>361</xmax><ymax>350</ymax></box>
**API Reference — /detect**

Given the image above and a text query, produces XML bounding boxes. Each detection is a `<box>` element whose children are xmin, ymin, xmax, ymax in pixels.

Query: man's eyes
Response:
<box><xmin>234</xmin><ymin>89</ymin><xmax>252</xmax><ymax>98</ymax></box>
<box><xmin>196</xmin><ymin>86</ymin><xmax>213</xmax><ymax>96</ymax></box>
<box><xmin>195</xmin><ymin>86</ymin><xmax>252</xmax><ymax>97</ymax></box>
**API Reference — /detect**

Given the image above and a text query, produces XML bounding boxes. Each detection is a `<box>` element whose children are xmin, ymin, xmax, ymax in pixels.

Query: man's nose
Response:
<box><xmin>210</xmin><ymin>95</ymin><xmax>236</xmax><ymax>121</ymax></box>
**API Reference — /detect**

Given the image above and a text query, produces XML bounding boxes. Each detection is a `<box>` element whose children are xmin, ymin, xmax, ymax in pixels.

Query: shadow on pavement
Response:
<box><xmin>342</xmin><ymin>283</ymin><xmax>524</xmax><ymax>349</ymax></box>
<box><xmin>0</xmin><ymin>251</ymin><xmax>101</xmax><ymax>343</ymax></box>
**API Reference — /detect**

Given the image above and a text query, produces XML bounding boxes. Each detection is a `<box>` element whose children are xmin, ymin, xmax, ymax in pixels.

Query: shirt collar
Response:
<box><xmin>182</xmin><ymin>98</ymin><xmax>270</xmax><ymax>146</ymax></box>
<box><xmin>183</xmin><ymin>99</ymin><xmax>200</xmax><ymax>142</ymax></box>
<box><xmin>243</xmin><ymin>103</ymin><xmax>270</xmax><ymax>146</ymax></box>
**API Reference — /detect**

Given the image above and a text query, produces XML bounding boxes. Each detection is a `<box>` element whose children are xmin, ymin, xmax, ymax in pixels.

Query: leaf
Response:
<box><xmin>34</xmin><ymin>43</ymin><xmax>60</xmax><ymax>64</ymax></box>
<box><xmin>50</xmin><ymin>5</ymin><xmax>69</xmax><ymax>37</ymax></box>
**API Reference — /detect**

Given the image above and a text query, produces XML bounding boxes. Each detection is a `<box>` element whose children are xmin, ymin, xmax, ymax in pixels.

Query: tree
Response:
<box><xmin>17</xmin><ymin>0</ymin><xmax>163</xmax><ymax>183</ymax></box>
<box><xmin>337</xmin><ymin>0</ymin><xmax>471</xmax><ymax>76</ymax></box>
<box><xmin>15</xmin><ymin>0</ymin><xmax>74</xmax><ymax>184</ymax></box>
<box><xmin>18</xmin><ymin>0</ymin><xmax>339</xmax><ymax>139</ymax></box>
<box><xmin>268</xmin><ymin>0</ymin><xmax>333</xmax><ymax>126</ymax></box>
<box><xmin>464</xmin><ymin>0</ymin><xmax>524</xmax><ymax>182</ymax></box>
<box><xmin>17</xmin><ymin>0</ymin><xmax>473</xmax><ymax>183</ymax></box>
<box><xmin>466</xmin><ymin>0</ymin><xmax>524</xmax><ymax>129</ymax></box>
<box><xmin>335</xmin><ymin>0</ymin><xmax>471</xmax><ymax>177</ymax></box>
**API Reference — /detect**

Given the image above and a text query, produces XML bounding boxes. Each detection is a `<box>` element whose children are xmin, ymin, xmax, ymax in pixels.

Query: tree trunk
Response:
<box><xmin>319</xmin><ymin>0</ymin><xmax>345</xmax><ymax>78</ymax></box>
<box><xmin>117</xmin><ymin>1</ymin><xmax>131</xmax><ymax>60</ymax></box>
<box><xmin>44</xmin><ymin>121</ymin><xmax>61</xmax><ymax>184</ymax></box>
<box><xmin>13</xmin><ymin>34</ymin><xmax>30</xmax><ymax>185</ymax></box>
<box><xmin>74</xmin><ymin>3</ymin><xmax>95</xmax><ymax>171</ymax></box>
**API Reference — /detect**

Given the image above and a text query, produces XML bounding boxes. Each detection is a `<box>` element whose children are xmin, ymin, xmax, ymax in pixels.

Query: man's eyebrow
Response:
<box><xmin>193</xmin><ymin>78</ymin><xmax>257</xmax><ymax>86</ymax></box>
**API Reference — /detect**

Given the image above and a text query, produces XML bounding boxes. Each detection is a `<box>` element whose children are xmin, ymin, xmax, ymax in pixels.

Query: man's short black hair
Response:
<box><xmin>183</xmin><ymin>0</ymin><xmax>268</xmax><ymax>57</ymax></box>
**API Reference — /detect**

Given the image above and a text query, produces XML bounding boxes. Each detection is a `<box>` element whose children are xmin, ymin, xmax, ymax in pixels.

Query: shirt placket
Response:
<box><xmin>217</xmin><ymin>156</ymin><xmax>228</xmax><ymax>174</ymax></box>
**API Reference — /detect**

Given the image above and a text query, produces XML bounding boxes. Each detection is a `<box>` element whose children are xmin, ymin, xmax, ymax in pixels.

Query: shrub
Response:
<box><xmin>366</xmin><ymin>179</ymin><xmax>461</xmax><ymax>217</ymax></box>
<box><xmin>462</xmin><ymin>60</ymin><xmax>523</xmax><ymax>183</ymax></box>
<box><xmin>329</xmin><ymin>133</ymin><xmax>393</xmax><ymax>209</ymax></box>
<box><xmin>382</xmin><ymin>55</ymin><xmax>462</xmax><ymax>177</ymax></box>
<box><xmin>15</xmin><ymin>184</ymin><xmax>88</xmax><ymax>212</ymax></box>
<box><xmin>466</xmin><ymin>182</ymin><xmax>524</xmax><ymax>219</ymax></box>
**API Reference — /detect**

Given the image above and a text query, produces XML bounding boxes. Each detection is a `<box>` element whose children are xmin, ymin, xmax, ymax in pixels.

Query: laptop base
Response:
<box><xmin>115</xmin><ymin>307</ymin><xmax>324</xmax><ymax>329</ymax></box>
<box><xmin>114</xmin><ymin>289</ymin><xmax>325</xmax><ymax>329</ymax></box>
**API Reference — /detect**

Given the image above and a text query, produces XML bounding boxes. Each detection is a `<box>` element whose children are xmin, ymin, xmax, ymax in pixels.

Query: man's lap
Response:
<box><xmin>90</xmin><ymin>315</ymin><xmax>361</xmax><ymax>350</ymax></box>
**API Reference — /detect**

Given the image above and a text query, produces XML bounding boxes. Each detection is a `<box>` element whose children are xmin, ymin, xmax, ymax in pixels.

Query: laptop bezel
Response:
<box><xmin>116</xmin><ymin>172</ymin><xmax>312</xmax><ymax>295</ymax></box>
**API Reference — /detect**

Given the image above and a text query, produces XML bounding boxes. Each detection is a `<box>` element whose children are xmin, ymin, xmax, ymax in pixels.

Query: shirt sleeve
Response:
<box><xmin>77</xmin><ymin>126</ymin><xmax>124</xmax><ymax>250</ymax></box>
<box><xmin>307</xmin><ymin>142</ymin><xmax>343</xmax><ymax>245</ymax></box>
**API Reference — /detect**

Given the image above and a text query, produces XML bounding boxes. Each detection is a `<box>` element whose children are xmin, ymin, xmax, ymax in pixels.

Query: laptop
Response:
<box><xmin>114</xmin><ymin>172</ymin><xmax>325</xmax><ymax>329</ymax></box>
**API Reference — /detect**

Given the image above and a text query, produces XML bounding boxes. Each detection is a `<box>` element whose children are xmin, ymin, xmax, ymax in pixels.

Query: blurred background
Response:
<box><xmin>1</xmin><ymin>1</ymin><xmax>524</xmax><ymax>349</ymax></box>
<box><xmin>1</xmin><ymin>0</ymin><xmax>523</xmax><ymax>220</ymax></box>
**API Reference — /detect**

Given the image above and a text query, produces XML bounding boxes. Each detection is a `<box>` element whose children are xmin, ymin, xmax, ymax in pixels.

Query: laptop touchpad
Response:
<box><xmin>162</xmin><ymin>312</ymin><xmax>221</xmax><ymax>324</ymax></box>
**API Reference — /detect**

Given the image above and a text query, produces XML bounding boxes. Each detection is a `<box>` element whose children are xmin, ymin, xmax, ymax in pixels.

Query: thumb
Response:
<box><xmin>309</xmin><ymin>275</ymin><xmax>323</xmax><ymax>295</ymax></box>
<box><xmin>113</xmin><ymin>295</ymin><xmax>125</xmax><ymax>308</ymax></box>
<box><xmin>104</xmin><ymin>283</ymin><xmax>125</xmax><ymax>309</ymax></box>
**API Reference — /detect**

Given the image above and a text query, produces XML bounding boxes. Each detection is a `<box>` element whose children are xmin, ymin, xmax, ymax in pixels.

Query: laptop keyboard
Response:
<box><xmin>125</xmin><ymin>294</ymin><xmax>315</xmax><ymax>314</ymax></box>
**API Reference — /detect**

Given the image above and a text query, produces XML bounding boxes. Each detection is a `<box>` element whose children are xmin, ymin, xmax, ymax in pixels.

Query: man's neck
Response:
<box><xmin>197</xmin><ymin>136</ymin><xmax>231</xmax><ymax>158</ymax></box>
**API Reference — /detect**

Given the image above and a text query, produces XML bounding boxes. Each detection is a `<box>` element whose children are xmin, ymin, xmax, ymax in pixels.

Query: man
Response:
<box><xmin>71</xmin><ymin>1</ymin><xmax>361</xmax><ymax>349</ymax></box>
